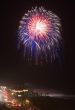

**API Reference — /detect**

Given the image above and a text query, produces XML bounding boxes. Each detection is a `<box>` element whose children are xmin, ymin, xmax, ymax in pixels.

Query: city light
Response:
<box><xmin>0</xmin><ymin>85</ymin><xmax>73</xmax><ymax>109</ymax></box>
<box><xmin>18</xmin><ymin>94</ymin><xmax>22</xmax><ymax>97</ymax></box>
<box><xmin>25</xmin><ymin>99</ymin><xmax>30</xmax><ymax>104</ymax></box>
<box><xmin>23</xmin><ymin>89</ymin><xmax>28</xmax><ymax>92</ymax></box>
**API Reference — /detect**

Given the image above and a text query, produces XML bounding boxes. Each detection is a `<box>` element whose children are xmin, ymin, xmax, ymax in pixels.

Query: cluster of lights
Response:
<box><xmin>0</xmin><ymin>86</ymin><xmax>8</xmax><ymax>103</ymax></box>
<box><xmin>12</xmin><ymin>89</ymin><xmax>28</xmax><ymax>93</ymax></box>
<box><xmin>0</xmin><ymin>86</ymin><xmax>32</xmax><ymax>108</ymax></box>
<box><xmin>0</xmin><ymin>86</ymin><xmax>18</xmax><ymax>106</ymax></box>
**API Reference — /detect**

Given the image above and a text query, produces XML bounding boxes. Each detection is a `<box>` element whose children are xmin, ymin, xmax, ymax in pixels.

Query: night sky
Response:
<box><xmin>0</xmin><ymin>0</ymin><xmax>75</xmax><ymax>92</ymax></box>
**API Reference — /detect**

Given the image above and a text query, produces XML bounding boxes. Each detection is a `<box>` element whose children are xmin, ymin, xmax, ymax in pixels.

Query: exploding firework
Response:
<box><xmin>18</xmin><ymin>7</ymin><xmax>62</xmax><ymax>64</ymax></box>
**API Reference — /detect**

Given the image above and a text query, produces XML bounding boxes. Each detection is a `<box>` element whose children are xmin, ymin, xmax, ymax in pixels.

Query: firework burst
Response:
<box><xmin>18</xmin><ymin>7</ymin><xmax>62</xmax><ymax>64</ymax></box>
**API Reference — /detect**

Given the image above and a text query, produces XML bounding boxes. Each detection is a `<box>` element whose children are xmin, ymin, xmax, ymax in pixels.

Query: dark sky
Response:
<box><xmin>0</xmin><ymin>0</ymin><xmax>75</xmax><ymax>92</ymax></box>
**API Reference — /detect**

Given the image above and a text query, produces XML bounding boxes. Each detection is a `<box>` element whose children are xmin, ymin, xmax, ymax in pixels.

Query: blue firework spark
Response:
<box><xmin>18</xmin><ymin>7</ymin><xmax>62</xmax><ymax>64</ymax></box>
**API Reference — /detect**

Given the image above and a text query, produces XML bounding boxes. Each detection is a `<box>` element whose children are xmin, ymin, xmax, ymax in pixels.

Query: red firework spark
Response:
<box><xmin>28</xmin><ymin>15</ymin><xmax>50</xmax><ymax>39</ymax></box>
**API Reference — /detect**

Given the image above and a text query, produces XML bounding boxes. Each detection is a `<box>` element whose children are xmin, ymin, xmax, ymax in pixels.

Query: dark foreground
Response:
<box><xmin>0</xmin><ymin>97</ymin><xmax>75</xmax><ymax>110</ymax></box>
